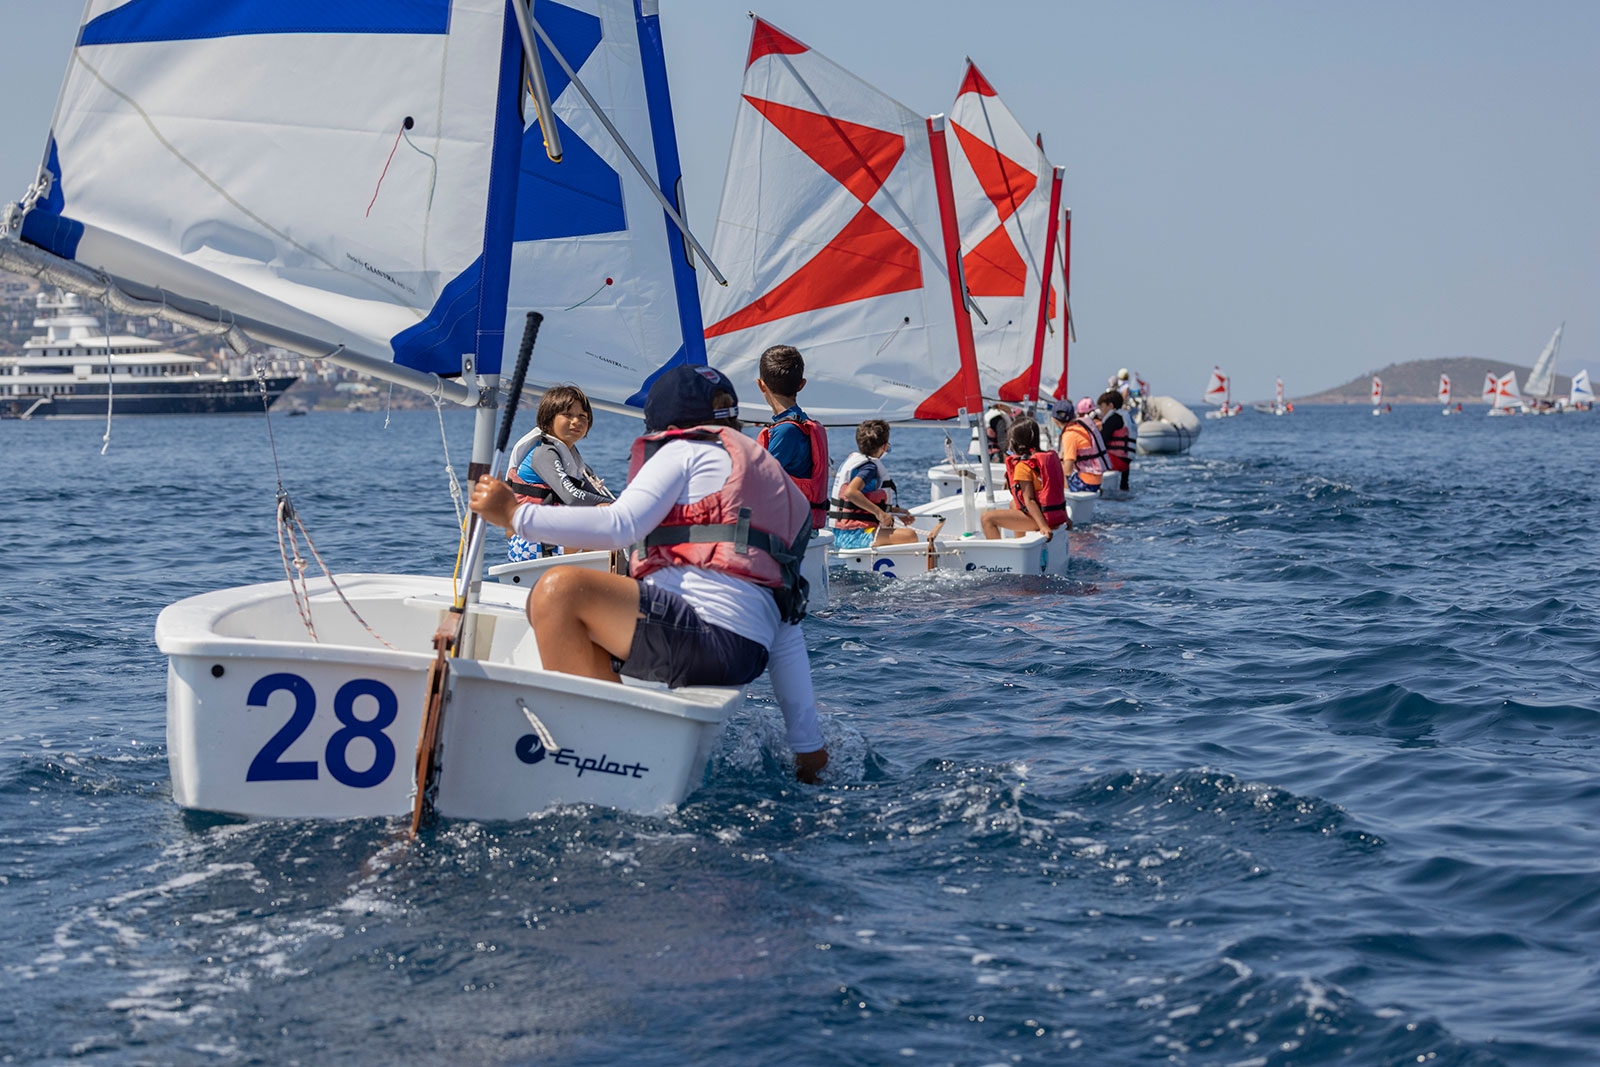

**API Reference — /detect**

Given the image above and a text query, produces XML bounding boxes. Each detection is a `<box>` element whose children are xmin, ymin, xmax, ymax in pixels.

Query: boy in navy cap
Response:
<box><xmin>469</xmin><ymin>365</ymin><xmax>828</xmax><ymax>782</ymax></box>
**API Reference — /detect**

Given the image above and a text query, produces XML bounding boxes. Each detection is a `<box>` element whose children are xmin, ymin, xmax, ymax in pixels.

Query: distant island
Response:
<box><xmin>1295</xmin><ymin>357</ymin><xmax>1575</xmax><ymax>404</ymax></box>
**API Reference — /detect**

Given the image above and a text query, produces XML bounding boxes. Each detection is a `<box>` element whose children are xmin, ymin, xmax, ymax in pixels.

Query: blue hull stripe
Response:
<box><xmin>79</xmin><ymin>0</ymin><xmax>452</xmax><ymax>46</ymax></box>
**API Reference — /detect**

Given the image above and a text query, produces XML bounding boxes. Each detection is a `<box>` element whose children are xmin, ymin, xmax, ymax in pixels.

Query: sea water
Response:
<box><xmin>1</xmin><ymin>403</ymin><xmax>1596</xmax><ymax>1065</ymax></box>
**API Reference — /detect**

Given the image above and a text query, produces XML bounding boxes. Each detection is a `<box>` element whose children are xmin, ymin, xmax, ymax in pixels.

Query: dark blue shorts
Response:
<box><xmin>1066</xmin><ymin>472</ymin><xmax>1101</xmax><ymax>493</ymax></box>
<box><xmin>613</xmin><ymin>582</ymin><xmax>769</xmax><ymax>689</ymax></box>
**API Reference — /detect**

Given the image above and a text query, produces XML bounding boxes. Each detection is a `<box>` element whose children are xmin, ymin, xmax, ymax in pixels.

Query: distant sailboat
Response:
<box><xmin>1488</xmin><ymin>371</ymin><xmax>1522</xmax><ymax>416</ymax></box>
<box><xmin>1524</xmin><ymin>324</ymin><xmax>1563</xmax><ymax>412</ymax></box>
<box><xmin>1370</xmin><ymin>376</ymin><xmax>1384</xmax><ymax>415</ymax></box>
<box><xmin>1251</xmin><ymin>376</ymin><xmax>1289</xmax><ymax>416</ymax></box>
<box><xmin>1481</xmin><ymin>371</ymin><xmax>1497</xmax><ymax>405</ymax></box>
<box><xmin>1569</xmin><ymin>368</ymin><xmax>1594</xmax><ymax>411</ymax></box>
<box><xmin>1203</xmin><ymin>366</ymin><xmax>1235</xmax><ymax>418</ymax></box>
<box><xmin>1438</xmin><ymin>373</ymin><xmax>1453</xmax><ymax>415</ymax></box>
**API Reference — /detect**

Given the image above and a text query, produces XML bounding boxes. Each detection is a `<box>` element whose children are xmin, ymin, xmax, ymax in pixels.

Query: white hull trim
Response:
<box><xmin>155</xmin><ymin>574</ymin><xmax>743</xmax><ymax>820</ymax></box>
<box><xmin>832</xmin><ymin>529</ymin><xmax>1067</xmax><ymax>578</ymax></box>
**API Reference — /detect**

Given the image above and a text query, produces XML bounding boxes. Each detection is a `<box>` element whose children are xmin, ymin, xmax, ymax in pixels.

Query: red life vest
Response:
<box><xmin>756</xmin><ymin>413</ymin><xmax>830</xmax><ymax>530</ymax></box>
<box><xmin>626</xmin><ymin>426</ymin><xmax>812</xmax><ymax>622</ymax></box>
<box><xmin>1005</xmin><ymin>450</ymin><xmax>1068</xmax><ymax>529</ymax></box>
<box><xmin>1102</xmin><ymin>412</ymin><xmax>1132</xmax><ymax>473</ymax></box>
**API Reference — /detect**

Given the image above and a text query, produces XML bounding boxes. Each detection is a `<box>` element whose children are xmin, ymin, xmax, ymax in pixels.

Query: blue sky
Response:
<box><xmin>2</xmin><ymin>1</ymin><xmax>1595</xmax><ymax>401</ymax></box>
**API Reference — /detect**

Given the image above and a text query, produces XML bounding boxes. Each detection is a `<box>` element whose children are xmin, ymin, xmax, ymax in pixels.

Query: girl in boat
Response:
<box><xmin>1052</xmin><ymin>397</ymin><xmax>1108</xmax><ymax>493</ymax></box>
<box><xmin>981</xmin><ymin>417</ymin><xmax>1069</xmax><ymax>540</ymax></box>
<box><xmin>505</xmin><ymin>385</ymin><xmax>610</xmax><ymax>561</ymax></box>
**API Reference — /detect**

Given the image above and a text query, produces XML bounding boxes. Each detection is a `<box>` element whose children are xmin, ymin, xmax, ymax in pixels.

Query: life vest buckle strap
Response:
<box><xmin>734</xmin><ymin>507</ymin><xmax>751</xmax><ymax>555</ymax></box>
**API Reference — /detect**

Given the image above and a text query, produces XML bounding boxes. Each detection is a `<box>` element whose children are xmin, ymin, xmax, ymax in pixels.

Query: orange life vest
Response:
<box><xmin>1006</xmin><ymin>451</ymin><xmax>1068</xmax><ymax>529</ymax></box>
<box><xmin>1061</xmin><ymin>419</ymin><xmax>1106</xmax><ymax>486</ymax></box>
<box><xmin>756</xmin><ymin>413</ymin><xmax>830</xmax><ymax>530</ymax></box>
<box><xmin>626</xmin><ymin>426</ymin><xmax>812</xmax><ymax>622</ymax></box>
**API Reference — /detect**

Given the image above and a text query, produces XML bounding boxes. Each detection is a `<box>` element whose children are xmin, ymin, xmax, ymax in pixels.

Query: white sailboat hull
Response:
<box><xmin>833</xmin><ymin>529</ymin><xmax>1066</xmax><ymax>578</ymax></box>
<box><xmin>155</xmin><ymin>574</ymin><xmax>743</xmax><ymax>820</ymax></box>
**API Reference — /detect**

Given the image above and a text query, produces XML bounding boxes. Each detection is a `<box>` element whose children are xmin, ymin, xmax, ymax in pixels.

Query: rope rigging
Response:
<box><xmin>254</xmin><ymin>360</ymin><xmax>395</xmax><ymax>649</ymax></box>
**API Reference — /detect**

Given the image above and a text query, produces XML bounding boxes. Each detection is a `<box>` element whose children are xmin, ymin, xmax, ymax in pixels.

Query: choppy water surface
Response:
<box><xmin>2</xmin><ymin>403</ymin><xmax>1597</xmax><ymax>1065</ymax></box>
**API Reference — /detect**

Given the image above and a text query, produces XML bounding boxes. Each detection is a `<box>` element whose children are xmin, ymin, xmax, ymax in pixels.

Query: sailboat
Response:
<box><xmin>701</xmin><ymin>21</ymin><xmax>1065</xmax><ymax>577</ymax></box>
<box><xmin>473</xmin><ymin>0</ymin><xmax>843</xmax><ymax>605</ymax></box>
<box><xmin>1481</xmin><ymin>371</ymin><xmax>1497</xmax><ymax>407</ymax></box>
<box><xmin>1568</xmin><ymin>368</ymin><xmax>1594</xmax><ymax>411</ymax></box>
<box><xmin>910</xmin><ymin>61</ymin><xmax>1098</xmax><ymax>528</ymax></box>
<box><xmin>1438</xmin><ymin>373</ymin><xmax>1453</xmax><ymax>414</ymax></box>
<box><xmin>1203</xmin><ymin>366</ymin><xmax>1236</xmax><ymax>418</ymax></box>
<box><xmin>1487</xmin><ymin>371</ymin><xmax>1522</xmax><ymax>416</ymax></box>
<box><xmin>1253</xmin><ymin>377</ymin><xmax>1290</xmax><ymax>416</ymax></box>
<box><xmin>1370</xmin><ymin>376</ymin><xmax>1385</xmax><ymax>415</ymax></box>
<box><xmin>2</xmin><ymin>1</ymin><xmax>766</xmax><ymax>820</ymax></box>
<box><xmin>1523</xmin><ymin>324</ymin><xmax>1563</xmax><ymax>414</ymax></box>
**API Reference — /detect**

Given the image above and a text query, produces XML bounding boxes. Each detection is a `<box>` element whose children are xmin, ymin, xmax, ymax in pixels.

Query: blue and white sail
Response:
<box><xmin>14</xmin><ymin>0</ymin><xmax>525</xmax><ymax>380</ymax></box>
<box><xmin>1569</xmin><ymin>368</ymin><xmax>1592</xmax><ymax>406</ymax></box>
<box><xmin>503</xmin><ymin>0</ymin><xmax>706</xmax><ymax>411</ymax></box>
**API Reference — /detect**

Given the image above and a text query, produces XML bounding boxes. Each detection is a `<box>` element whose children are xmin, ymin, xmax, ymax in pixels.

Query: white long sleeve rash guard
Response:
<box><xmin>509</xmin><ymin>437</ymin><xmax>823</xmax><ymax>754</ymax></box>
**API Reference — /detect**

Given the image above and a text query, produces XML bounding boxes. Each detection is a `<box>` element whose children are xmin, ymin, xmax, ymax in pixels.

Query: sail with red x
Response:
<box><xmin>701</xmin><ymin>17</ymin><xmax>963</xmax><ymax>423</ymax></box>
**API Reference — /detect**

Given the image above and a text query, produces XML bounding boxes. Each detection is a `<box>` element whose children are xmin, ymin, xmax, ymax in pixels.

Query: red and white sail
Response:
<box><xmin>1370</xmin><ymin>376</ymin><xmax>1383</xmax><ymax>407</ymax></box>
<box><xmin>1204</xmin><ymin>366</ymin><xmax>1229</xmax><ymax>405</ymax></box>
<box><xmin>1494</xmin><ymin>371</ymin><xmax>1522</xmax><ymax>410</ymax></box>
<box><xmin>701</xmin><ymin>17</ymin><xmax>961</xmax><ymax>423</ymax></box>
<box><xmin>1437</xmin><ymin>373</ymin><xmax>1451</xmax><ymax>405</ymax></box>
<box><xmin>1275</xmin><ymin>377</ymin><xmax>1285</xmax><ymax>407</ymax></box>
<box><xmin>948</xmin><ymin>61</ymin><xmax>1055</xmax><ymax>402</ymax></box>
<box><xmin>1481</xmin><ymin>372</ymin><xmax>1497</xmax><ymax>403</ymax></box>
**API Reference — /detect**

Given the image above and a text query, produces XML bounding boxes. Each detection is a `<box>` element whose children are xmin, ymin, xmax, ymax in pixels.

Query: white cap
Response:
<box><xmin>1117</xmin><ymin>368</ymin><xmax>1130</xmax><ymax>379</ymax></box>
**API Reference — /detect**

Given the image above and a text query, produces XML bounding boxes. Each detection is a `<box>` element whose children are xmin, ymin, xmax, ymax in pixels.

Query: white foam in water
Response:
<box><xmin>712</xmin><ymin>701</ymin><xmax>873</xmax><ymax>784</ymax></box>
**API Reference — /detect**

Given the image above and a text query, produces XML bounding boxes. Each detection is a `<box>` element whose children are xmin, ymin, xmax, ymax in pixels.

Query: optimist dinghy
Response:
<box><xmin>5</xmin><ymin>1</ymin><xmax>753</xmax><ymax>819</ymax></box>
<box><xmin>703</xmin><ymin>31</ymin><xmax>1076</xmax><ymax>573</ymax></box>
<box><xmin>156</xmin><ymin>573</ymin><xmax>740</xmax><ymax>819</ymax></box>
<box><xmin>833</xmin><ymin>528</ymin><xmax>1066</xmax><ymax>578</ymax></box>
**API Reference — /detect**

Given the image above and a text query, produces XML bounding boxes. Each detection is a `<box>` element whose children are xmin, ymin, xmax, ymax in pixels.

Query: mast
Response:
<box><xmin>1055</xmin><ymin>208</ymin><xmax>1073</xmax><ymax>400</ymax></box>
<box><xmin>1023</xmin><ymin>166</ymin><xmax>1065</xmax><ymax>419</ymax></box>
<box><xmin>926</xmin><ymin>113</ymin><xmax>994</xmax><ymax>503</ymax></box>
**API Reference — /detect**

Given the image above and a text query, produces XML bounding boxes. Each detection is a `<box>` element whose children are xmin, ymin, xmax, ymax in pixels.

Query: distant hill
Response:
<box><xmin>1297</xmin><ymin>357</ymin><xmax>1576</xmax><ymax>404</ymax></box>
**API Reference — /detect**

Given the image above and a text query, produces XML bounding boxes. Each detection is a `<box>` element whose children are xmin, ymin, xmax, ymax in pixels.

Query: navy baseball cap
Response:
<box><xmin>643</xmin><ymin>364</ymin><xmax>740</xmax><ymax>432</ymax></box>
<box><xmin>1050</xmin><ymin>397</ymin><xmax>1074</xmax><ymax>420</ymax></box>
